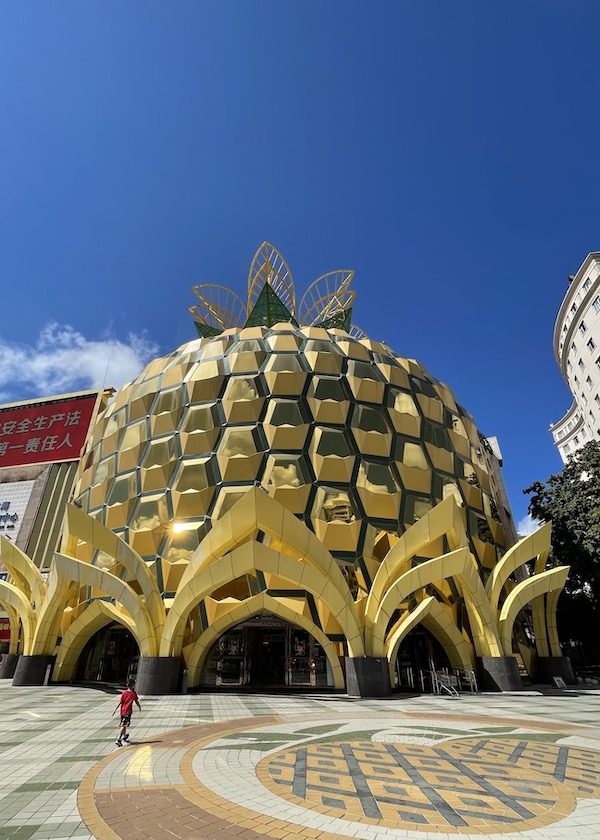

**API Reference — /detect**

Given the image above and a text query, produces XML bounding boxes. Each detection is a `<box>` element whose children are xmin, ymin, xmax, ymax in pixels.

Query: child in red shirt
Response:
<box><xmin>113</xmin><ymin>679</ymin><xmax>141</xmax><ymax>746</ymax></box>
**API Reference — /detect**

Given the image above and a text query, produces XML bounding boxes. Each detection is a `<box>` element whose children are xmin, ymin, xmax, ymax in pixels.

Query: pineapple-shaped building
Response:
<box><xmin>0</xmin><ymin>244</ymin><xmax>571</xmax><ymax>693</ymax></box>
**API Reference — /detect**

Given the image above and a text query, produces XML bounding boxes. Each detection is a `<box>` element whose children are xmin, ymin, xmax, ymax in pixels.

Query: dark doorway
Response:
<box><xmin>394</xmin><ymin>626</ymin><xmax>451</xmax><ymax>692</ymax></box>
<box><xmin>248</xmin><ymin>627</ymin><xmax>286</xmax><ymax>685</ymax></box>
<box><xmin>76</xmin><ymin>623</ymin><xmax>138</xmax><ymax>684</ymax></box>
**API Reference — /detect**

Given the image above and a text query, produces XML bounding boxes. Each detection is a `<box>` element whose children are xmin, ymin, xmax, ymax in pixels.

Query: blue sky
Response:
<box><xmin>1</xmin><ymin>0</ymin><xmax>599</xmax><ymax>528</ymax></box>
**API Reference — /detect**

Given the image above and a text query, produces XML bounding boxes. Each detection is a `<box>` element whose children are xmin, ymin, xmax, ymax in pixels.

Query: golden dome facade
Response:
<box><xmin>75</xmin><ymin>321</ymin><xmax>504</xmax><ymax>591</ymax></box>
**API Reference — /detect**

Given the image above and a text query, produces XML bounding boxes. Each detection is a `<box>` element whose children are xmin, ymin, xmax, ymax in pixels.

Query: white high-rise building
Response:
<box><xmin>551</xmin><ymin>252</ymin><xmax>600</xmax><ymax>462</ymax></box>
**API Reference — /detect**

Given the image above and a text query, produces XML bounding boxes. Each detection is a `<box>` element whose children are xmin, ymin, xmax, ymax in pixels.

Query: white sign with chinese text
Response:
<box><xmin>0</xmin><ymin>480</ymin><xmax>36</xmax><ymax>544</ymax></box>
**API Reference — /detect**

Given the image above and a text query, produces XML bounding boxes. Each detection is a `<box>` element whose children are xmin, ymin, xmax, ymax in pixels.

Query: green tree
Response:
<box><xmin>524</xmin><ymin>441</ymin><xmax>600</xmax><ymax>645</ymax></box>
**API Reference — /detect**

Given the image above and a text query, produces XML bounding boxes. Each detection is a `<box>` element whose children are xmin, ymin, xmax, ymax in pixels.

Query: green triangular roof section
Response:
<box><xmin>316</xmin><ymin>308</ymin><xmax>353</xmax><ymax>332</ymax></box>
<box><xmin>244</xmin><ymin>282</ymin><xmax>299</xmax><ymax>328</ymax></box>
<box><xmin>193</xmin><ymin>322</ymin><xmax>223</xmax><ymax>339</ymax></box>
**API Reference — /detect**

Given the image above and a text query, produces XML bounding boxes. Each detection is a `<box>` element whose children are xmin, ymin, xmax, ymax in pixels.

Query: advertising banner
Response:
<box><xmin>0</xmin><ymin>616</ymin><xmax>10</xmax><ymax>642</ymax></box>
<box><xmin>0</xmin><ymin>479</ymin><xmax>36</xmax><ymax>543</ymax></box>
<box><xmin>0</xmin><ymin>394</ymin><xmax>97</xmax><ymax>468</ymax></box>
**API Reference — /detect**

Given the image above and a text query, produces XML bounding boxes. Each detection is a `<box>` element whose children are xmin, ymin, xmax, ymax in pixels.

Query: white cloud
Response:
<box><xmin>0</xmin><ymin>322</ymin><xmax>159</xmax><ymax>402</ymax></box>
<box><xmin>517</xmin><ymin>513</ymin><xmax>541</xmax><ymax>537</ymax></box>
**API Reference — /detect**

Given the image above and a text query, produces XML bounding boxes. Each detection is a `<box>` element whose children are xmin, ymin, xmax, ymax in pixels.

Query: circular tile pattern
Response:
<box><xmin>81</xmin><ymin>715</ymin><xmax>600</xmax><ymax>839</ymax></box>
<box><xmin>258</xmin><ymin>738</ymin><xmax>576</xmax><ymax>832</ymax></box>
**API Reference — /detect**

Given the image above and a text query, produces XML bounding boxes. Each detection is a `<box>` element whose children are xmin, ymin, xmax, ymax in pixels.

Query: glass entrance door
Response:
<box><xmin>203</xmin><ymin>614</ymin><xmax>334</xmax><ymax>688</ymax></box>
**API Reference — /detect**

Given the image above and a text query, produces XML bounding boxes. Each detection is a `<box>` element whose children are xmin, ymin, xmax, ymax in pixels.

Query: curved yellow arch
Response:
<box><xmin>34</xmin><ymin>553</ymin><xmax>157</xmax><ymax>657</ymax></box>
<box><xmin>366</xmin><ymin>496</ymin><xmax>468</xmax><ymax>632</ymax></box>
<box><xmin>185</xmin><ymin>592</ymin><xmax>344</xmax><ymax>690</ymax></box>
<box><xmin>498</xmin><ymin>566</ymin><xmax>569</xmax><ymax>655</ymax></box>
<box><xmin>485</xmin><ymin>523</ymin><xmax>552</xmax><ymax>611</ymax></box>
<box><xmin>0</xmin><ymin>580</ymin><xmax>36</xmax><ymax>656</ymax></box>
<box><xmin>368</xmin><ymin>548</ymin><xmax>502</xmax><ymax>658</ymax></box>
<box><xmin>65</xmin><ymin>505</ymin><xmax>165</xmax><ymax>633</ymax></box>
<box><xmin>32</xmin><ymin>563</ymin><xmax>78</xmax><ymax>657</ymax></box>
<box><xmin>177</xmin><ymin>488</ymin><xmax>355</xmax><ymax>619</ymax></box>
<box><xmin>385</xmin><ymin>597</ymin><xmax>474</xmax><ymax>683</ymax></box>
<box><xmin>0</xmin><ymin>536</ymin><xmax>46</xmax><ymax>608</ymax></box>
<box><xmin>54</xmin><ymin>600</ymin><xmax>139</xmax><ymax>682</ymax></box>
<box><xmin>160</xmin><ymin>539</ymin><xmax>364</xmax><ymax>657</ymax></box>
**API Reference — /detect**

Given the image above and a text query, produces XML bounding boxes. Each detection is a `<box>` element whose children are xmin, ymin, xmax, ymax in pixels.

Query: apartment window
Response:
<box><xmin>596</xmin><ymin>357</ymin><xmax>600</xmax><ymax>369</ymax></box>
<box><xmin>579</xmin><ymin>321</ymin><xmax>587</xmax><ymax>334</ymax></box>
<box><xmin>595</xmin><ymin>395</ymin><xmax>600</xmax><ymax>406</ymax></box>
<box><xmin>571</xmin><ymin>303</ymin><xmax>577</xmax><ymax>314</ymax></box>
<box><xmin>588</xmin><ymin>337</ymin><xmax>596</xmax><ymax>351</ymax></box>
<box><xmin>567</xmin><ymin>421</ymin><xmax>574</xmax><ymax>430</ymax></box>
<box><xmin>574</xmin><ymin>375</ymin><xmax>579</xmax><ymax>386</ymax></box>
<box><xmin>574</xmin><ymin>435</ymin><xmax>579</xmax><ymax>445</ymax></box>
<box><xmin>582</xmin><ymin>393</ymin><xmax>588</xmax><ymax>404</ymax></box>
<box><xmin>582</xmin><ymin>427</ymin><xmax>587</xmax><ymax>438</ymax></box>
<box><xmin>558</xmin><ymin>429</ymin><xmax>564</xmax><ymax>439</ymax></box>
<box><xmin>571</xmin><ymin>341</ymin><xmax>577</xmax><ymax>353</ymax></box>
<box><xmin>590</xmin><ymin>410</ymin><xmax>595</xmax><ymax>422</ymax></box>
<box><xmin>568</xmin><ymin>360</ymin><xmax>573</xmax><ymax>371</ymax></box>
<box><xmin>563</xmin><ymin>324</ymin><xmax>568</xmax><ymax>334</ymax></box>
<box><xmin>564</xmin><ymin>444</ymin><xmax>571</xmax><ymax>454</ymax></box>
<box><xmin>587</xmin><ymin>376</ymin><xmax>593</xmax><ymax>389</ymax></box>
<box><xmin>594</xmin><ymin>297</ymin><xmax>600</xmax><ymax>313</ymax></box>
<box><xmin>584</xmin><ymin>277</ymin><xmax>593</xmax><ymax>292</ymax></box>
<box><xmin>579</xmin><ymin>358</ymin><xmax>585</xmax><ymax>370</ymax></box>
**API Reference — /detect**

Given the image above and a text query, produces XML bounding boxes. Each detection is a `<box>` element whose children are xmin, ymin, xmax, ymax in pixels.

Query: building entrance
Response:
<box><xmin>202</xmin><ymin>613</ymin><xmax>333</xmax><ymax>688</ymax></box>
<box><xmin>393</xmin><ymin>626</ymin><xmax>452</xmax><ymax>693</ymax></box>
<box><xmin>75</xmin><ymin>623</ymin><xmax>138</xmax><ymax>684</ymax></box>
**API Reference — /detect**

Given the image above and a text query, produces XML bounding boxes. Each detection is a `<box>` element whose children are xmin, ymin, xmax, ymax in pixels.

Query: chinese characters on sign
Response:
<box><xmin>0</xmin><ymin>396</ymin><xmax>96</xmax><ymax>468</ymax></box>
<box><xmin>0</xmin><ymin>500</ymin><xmax>18</xmax><ymax>538</ymax></box>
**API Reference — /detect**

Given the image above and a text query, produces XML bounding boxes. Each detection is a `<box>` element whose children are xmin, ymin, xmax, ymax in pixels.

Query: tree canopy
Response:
<box><xmin>524</xmin><ymin>441</ymin><xmax>600</xmax><ymax>635</ymax></box>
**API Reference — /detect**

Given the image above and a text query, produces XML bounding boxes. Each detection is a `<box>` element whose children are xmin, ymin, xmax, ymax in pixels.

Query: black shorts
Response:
<box><xmin>120</xmin><ymin>714</ymin><xmax>131</xmax><ymax>726</ymax></box>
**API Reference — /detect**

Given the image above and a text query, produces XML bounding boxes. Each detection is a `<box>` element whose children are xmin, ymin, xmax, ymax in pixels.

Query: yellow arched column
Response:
<box><xmin>177</xmin><ymin>488</ymin><xmax>355</xmax><ymax>620</ymax></box>
<box><xmin>185</xmin><ymin>592</ymin><xmax>344</xmax><ymax>690</ymax></box>
<box><xmin>498</xmin><ymin>566</ymin><xmax>569</xmax><ymax>655</ymax></box>
<box><xmin>65</xmin><ymin>505</ymin><xmax>165</xmax><ymax>633</ymax></box>
<box><xmin>365</xmin><ymin>496</ymin><xmax>468</xmax><ymax>643</ymax></box>
<box><xmin>33</xmin><ymin>553</ymin><xmax>157</xmax><ymax>657</ymax></box>
<box><xmin>53</xmin><ymin>600</ymin><xmax>140</xmax><ymax>682</ymax></box>
<box><xmin>385</xmin><ymin>597</ymin><xmax>474</xmax><ymax>683</ymax></box>
<box><xmin>0</xmin><ymin>536</ymin><xmax>46</xmax><ymax>609</ymax></box>
<box><xmin>160</xmin><ymin>539</ymin><xmax>364</xmax><ymax>658</ymax></box>
<box><xmin>368</xmin><ymin>547</ymin><xmax>502</xmax><ymax>658</ymax></box>
<box><xmin>485</xmin><ymin>523</ymin><xmax>552</xmax><ymax>611</ymax></box>
<box><xmin>0</xmin><ymin>580</ymin><xmax>36</xmax><ymax>655</ymax></box>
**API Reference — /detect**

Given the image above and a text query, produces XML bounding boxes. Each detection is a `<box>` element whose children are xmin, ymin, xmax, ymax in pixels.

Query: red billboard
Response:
<box><xmin>0</xmin><ymin>616</ymin><xmax>10</xmax><ymax>642</ymax></box>
<box><xmin>0</xmin><ymin>394</ymin><xmax>97</xmax><ymax>468</ymax></box>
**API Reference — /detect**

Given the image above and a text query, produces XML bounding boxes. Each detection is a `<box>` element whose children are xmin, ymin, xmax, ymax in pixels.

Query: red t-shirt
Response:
<box><xmin>119</xmin><ymin>689</ymin><xmax>138</xmax><ymax>716</ymax></box>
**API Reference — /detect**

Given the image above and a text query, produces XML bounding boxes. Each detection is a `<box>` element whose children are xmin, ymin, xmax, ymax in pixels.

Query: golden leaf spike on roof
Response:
<box><xmin>349</xmin><ymin>324</ymin><xmax>368</xmax><ymax>339</ymax></box>
<box><xmin>247</xmin><ymin>242</ymin><xmax>296</xmax><ymax>317</ymax></box>
<box><xmin>189</xmin><ymin>284</ymin><xmax>246</xmax><ymax>330</ymax></box>
<box><xmin>298</xmin><ymin>270</ymin><xmax>355</xmax><ymax>326</ymax></box>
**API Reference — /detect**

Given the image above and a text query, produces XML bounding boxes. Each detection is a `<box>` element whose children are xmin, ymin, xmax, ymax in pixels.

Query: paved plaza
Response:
<box><xmin>1</xmin><ymin>683</ymin><xmax>600</xmax><ymax>840</ymax></box>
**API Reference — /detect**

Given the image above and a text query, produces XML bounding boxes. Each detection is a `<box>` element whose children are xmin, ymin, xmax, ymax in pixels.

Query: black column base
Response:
<box><xmin>0</xmin><ymin>654</ymin><xmax>19</xmax><ymax>679</ymax></box>
<box><xmin>536</xmin><ymin>656</ymin><xmax>577</xmax><ymax>686</ymax></box>
<box><xmin>135</xmin><ymin>656</ymin><xmax>181</xmax><ymax>695</ymax></box>
<box><xmin>12</xmin><ymin>655</ymin><xmax>54</xmax><ymax>686</ymax></box>
<box><xmin>478</xmin><ymin>656</ymin><xmax>523</xmax><ymax>692</ymax></box>
<box><xmin>345</xmin><ymin>656</ymin><xmax>391</xmax><ymax>697</ymax></box>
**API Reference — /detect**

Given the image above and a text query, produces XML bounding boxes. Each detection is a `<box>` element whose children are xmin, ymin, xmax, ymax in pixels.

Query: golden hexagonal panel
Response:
<box><xmin>222</xmin><ymin>377</ymin><xmax>265</xmax><ymax>423</ymax></box>
<box><xmin>185</xmin><ymin>359</ymin><xmax>225</xmax><ymax>402</ymax></box>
